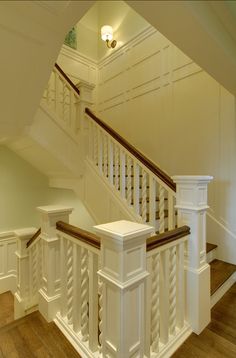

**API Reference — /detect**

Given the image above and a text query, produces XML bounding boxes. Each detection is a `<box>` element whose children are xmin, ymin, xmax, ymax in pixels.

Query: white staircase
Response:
<box><xmin>10</xmin><ymin>63</ymin><xmax>219</xmax><ymax>357</ymax></box>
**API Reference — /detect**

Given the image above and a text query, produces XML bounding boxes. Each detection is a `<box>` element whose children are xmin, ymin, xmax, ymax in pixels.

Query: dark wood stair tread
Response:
<box><xmin>210</xmin><ymin>259</ymin><xmax>236</xmax><ymax>295</ymax></box>
<box><xmin>206</xmin><ymin>242</ymin><xmax>218</xmax><ymax>253</ymax></box>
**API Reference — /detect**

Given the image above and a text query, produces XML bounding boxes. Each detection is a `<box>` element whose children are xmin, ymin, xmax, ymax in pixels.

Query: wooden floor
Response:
<box><xmin>1</xmin><ymin>284</ymin><xmax>236</xmax><ymax>357</ymax></box>
<box><xmin>0</xmin><ymin>292</ymin><xmax>14</xmax><ymax>329</ymax></box>
<box><xmin>173</xmin><ymin>283</ymin><xmax>236</xmax><ymax>357</ymax></box>
<box><xmin>0</xmin><ymin>292</ymin><xmax>80</xmax><ymax>357</ymax></box>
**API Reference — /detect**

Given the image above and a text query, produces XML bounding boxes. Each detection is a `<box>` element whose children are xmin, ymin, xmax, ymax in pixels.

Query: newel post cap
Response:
<box><xmin>172</xmin><ymin>175</ymin><xmax>213</xmax><ymax>185</ymax></box>
<box><xmin>37</xmin><ymin>205</ymin><xmax>74</xmax><ymax>215</ymax></box>
<box><xmin>94</xmin><ymin>220</ymin><xmax>153</xmax><ymax>243</ymax></box>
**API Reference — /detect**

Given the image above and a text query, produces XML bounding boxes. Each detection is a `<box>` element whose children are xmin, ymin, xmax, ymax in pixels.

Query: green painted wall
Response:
<box><xmin>0</xmin><ymin>146</ymin><xmax>95</xmax><ymax>232</ymax></box>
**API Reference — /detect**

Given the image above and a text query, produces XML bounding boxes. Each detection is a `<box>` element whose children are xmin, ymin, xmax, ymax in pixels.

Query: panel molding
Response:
<box><xmin>0</xmin><ymin>231</ymin><xmax>17</xmax><ymax>294</ymax></box>
<box><xmin>97</xmin><ymin>26</ymin><xmax>203</xmax><ymax>113</ymax></box>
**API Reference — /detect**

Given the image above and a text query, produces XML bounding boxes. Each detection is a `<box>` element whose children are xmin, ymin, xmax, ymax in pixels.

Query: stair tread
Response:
<box><xmin>210</xmin><ymin>259</ymin><xmax>236</xmax><ymax>296</ymax></box>
<box><xmin>206</xmin><ymin>242</ymin><xmax>218</xmax><ymax>253</ymax></box>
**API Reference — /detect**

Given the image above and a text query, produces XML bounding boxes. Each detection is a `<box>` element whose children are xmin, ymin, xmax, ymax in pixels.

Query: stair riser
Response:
<box><xmin>207</xmin><ymin>248</ymin><xmax>217</xmax><ymax>263</ymax></box>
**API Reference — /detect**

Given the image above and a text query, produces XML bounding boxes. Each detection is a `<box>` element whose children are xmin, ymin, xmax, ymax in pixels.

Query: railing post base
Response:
<box><xmin>37</xmin><ymin>205</ymin><xmax>73</xmax><ymax>322</ymax></box>
<box><xmin>94</xmin><ymin>220</ymin><xmax>153</xmax><ymax>358</ymax></box>
<box><xmin>14</xmin><ymin>227</ymin><xmax>37</xmax><ymax>319</ymax></box>
<box><xmin>172</xmin><ymin>175</ymin><xmax>213</xmax><ymax>334</ymax></box>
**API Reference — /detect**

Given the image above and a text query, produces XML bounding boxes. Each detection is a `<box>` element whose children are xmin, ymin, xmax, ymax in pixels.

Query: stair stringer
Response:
<box><xmin>49</xmin><ymin>158</ymin><xmax>144</xmax><ymax>226</ymax></box>
<box><xmin>83</xmin><ymin>158</ymin><xmax>144</xmax><ymax>225</ymax></box>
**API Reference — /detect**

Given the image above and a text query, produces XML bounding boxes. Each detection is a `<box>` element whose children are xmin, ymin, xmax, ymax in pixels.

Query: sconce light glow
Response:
<box><xmin>101</xmin><ymin>25</ymin><xmax>113</xmax><ymax>41</ymax></box>
<box><xmin>101</xmin><ymin>25</ymin><xmax>117</xmax><ymax>49</ymax></box>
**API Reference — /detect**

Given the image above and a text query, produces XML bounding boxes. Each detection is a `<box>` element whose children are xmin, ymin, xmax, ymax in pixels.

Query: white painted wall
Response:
<box><xmin>96</xmin><ymin>26</ymin><xmax>236</xmax><ymax>263</ymax></box>
<box><xmin>0</xmin><ymin>146</ymin><xmax>95</xmax><ymax>232</ymax></box>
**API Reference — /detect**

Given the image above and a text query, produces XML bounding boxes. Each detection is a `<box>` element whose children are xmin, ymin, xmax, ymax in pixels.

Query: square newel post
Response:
<box><xmin>14</xmin><ymin>227</ymin><xmax>37</xmax><ymax>319</ymax></box>
<box><xmin>76</xmin><ymin>80</ymin><xmax>95</xmax><ymax>131</ymax></box>
<box><xmin>172</xmin><ymin>176</ymin><xmax>213</xmax><ymax>334</ymax></box>
<box><xmin>37</xmin><ymin>205</ymin><xmax>73</xmax><ymax>322</ymax></box>
<box><xmin>94</xmin><ymin>220</ymin><xmax>154</xmax><ymax>358</ymax></box>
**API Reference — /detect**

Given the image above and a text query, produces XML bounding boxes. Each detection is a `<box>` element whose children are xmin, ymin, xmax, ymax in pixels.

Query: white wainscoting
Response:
<box><xmin>97</xmin><ymin>26</ymin><xmax>201</xmax><ymax>113</ymax></box>
<box><xmin>96</xmin><ymin>25</ymin><xmax>236</xmax><ymax>265</ymax></box>
<box><xmin>57</xmin><ymin>45</ymin><xmax>97</xmax><ymax>86</ymax></box>
<box><xmin>0</xmin><ymin>231</ymin><xmax>17</xmax><ymax>294</ymax></box>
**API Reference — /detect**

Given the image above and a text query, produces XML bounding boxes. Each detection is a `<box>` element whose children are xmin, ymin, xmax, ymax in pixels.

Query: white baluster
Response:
<box><xmin>169</xmin><ymin>246</ymin><xmax>177</xmax><ymax>336</ymax></box>
<box><xmin>60</xmin><ymin>237</ymin><xmax>67</xmax><ymax>319</ymax></box>
<box><xmin>108</xmin><ymin>138</ymin><xmax>114</xmax><ymax>185</ymax></box>
<box><xmin>38</xmin><ymin>240</ymin><xmax>43</xmax><ymax>290</ymax></box>
<box><xmin>114</xmin><ymin>145</ymin><xmax>120</xmax><ymax>190</ymax></box>
<box><xmin>151</xmin><ymin>252</ymin><xmax>160</xmax><ymax>353</ymax></box>
<box><xmin>133</xmin><ymin>163</ymin><xmax>140</xmax><ymax>216</ymax></box>
<box><xmin>103</xmin><ymin>136</ymin><xmax>108</xmax><ymax>178</ymax></box>
<box><xmin>72</xmin><ymin>244</ymin><xmax>81</xmax><ymax>333</ymax></box>
<box><xmin>141</xmin><ymin>169</ymin><xmax>147</xmax><ymax>222</ymax></box>
<box><xmin>98</xmin><ymin>278</ymin><xmax>103</xmax><ymax>353</ymax></box>
<box><xmin>88</xmin><ymin>120</ymin><xmax>93</xmax><ymax>160</ymax></box>
<box><xmin>159</xmin><ymin>185</ymin><xmax>165</xmax><ymax>233</ymax></box>
<box><xmin>126</xmin><ymin>156</ymin><xmax>132</xmax><ymax>205</ymax></box>
<box><xmin>98</xmin><ymin>130</ymin><xmax>103</xmax><ymax>173</ymax></box>
<box><xmin>160</xmin><ymin>249</ymin><xmax>170</xmax><ymax>344</ymax></box>
<box><xmin>88</xmin><ymin>252</ymin><xmax>99</xmax><ymax>352</ymax></box>
<box><xmin>66</xmin><ymin>240</ymin><xmax>73</xmax><ymax>325</ymax></box>
<box><xmin>81</xmin><ymin>248</ymin><xmax>89</xmax><ymax>341</ymax></box>
<box><xmin>176</xmin><ymin>241</ymin><xmax>185</xmax><ymax>330</ymax></box>
<box><xmin>119</xmin><ymin>149</ymin><xmax>126</xmax><ymax>198</ymax></box>
<box><xmin>70</xmin><ymin>91</ymin><xmax>75</xmax><ymax>131</ymax></box>
<box><xmin>149</xmin><ymin>176</ymin><xmax>156</xmax><ymax>230</ymax></box>
<box><xmin>32</xmin><ymin>245</ymin><xmax>38</xmax><ymax>298</ymax></box>
<box><xmin>94</xmin><ymin>125</ymin><xmax>98</xmax><ymax>165</ymax></box>
<box><xmin>55</xmin><ymin>71</ymin><xmax>60</xmax><ymax>114</ymax></box>
<box><xmin>168</xmin><ymin>192</ymin><xmax>175</xmax><ymax>230</ymax></box>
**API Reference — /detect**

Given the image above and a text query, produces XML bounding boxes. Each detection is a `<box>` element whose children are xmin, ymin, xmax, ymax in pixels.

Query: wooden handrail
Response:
<box><xmin>54</xmin><ymin>63</ymin><xmax>80</xmax><ymax>96</ymax></box>
<box><xmin>85</xmin><ymin>108</ymin><xmax>176</xmax><ymax>192</ymax></box>
<box><xmin>57</xmin><ymin>221</ymin><xmax>188</xmax><ymax>253</ymax></box>
<box><xmin>56</xmin><ymin>221</ymin><xmax>101</xmax><ymax>250</ymax></box>
<box><xmin>146</xmin><ymin>225</ymin><xmax>190</xmax><ymax>252</ymax></box>
<box><xmin>26</xmin><ymin>228</ymin><xmax>41</xmax><ymax>248</ymax></box>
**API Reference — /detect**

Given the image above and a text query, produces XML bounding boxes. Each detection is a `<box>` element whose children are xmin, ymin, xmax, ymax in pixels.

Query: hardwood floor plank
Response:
<box><xmin>173</xmin><ymin>283</ymin><xmax>236</xmax><ymax>357</ymax></box>
<box><xmin>0</xmin><ymin>307</ymin><xmax>80</xmax><ymax>358</ymax></box>
<box><xmin>0</xmin><ymin>292</ymin><xmax>14</xmax><ymax>329</ymax></box>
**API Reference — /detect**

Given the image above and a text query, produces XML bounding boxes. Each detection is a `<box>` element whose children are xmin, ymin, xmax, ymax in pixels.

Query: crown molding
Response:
<box><xmin>60</xmin><ymin>45</ymin><xmax>98</xmax><ymax>67</ymax></box>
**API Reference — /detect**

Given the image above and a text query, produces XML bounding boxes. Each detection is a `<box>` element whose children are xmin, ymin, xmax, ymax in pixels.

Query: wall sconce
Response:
<box><xmin>101</xmin><ymin>25</ymin><xmax>117</xmax><ymax>49</ymax></box>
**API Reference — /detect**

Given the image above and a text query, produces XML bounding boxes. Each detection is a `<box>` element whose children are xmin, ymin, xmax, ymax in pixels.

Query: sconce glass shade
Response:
<box><xmin>101</xmin><ymin>25</ymin><xmax>113</xmax><ymax>41</ymax></box>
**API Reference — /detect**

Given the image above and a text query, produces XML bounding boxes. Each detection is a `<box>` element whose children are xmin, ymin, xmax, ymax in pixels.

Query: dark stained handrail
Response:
<box><xmin>146</xmin><ymin>226</ymin><xmax>190</xmax><ymax>252</ymax></box>
<box><xmin>56</xmin><ymin>221</ymin><xmax>101</xmax><ymax>250</ymax></box>
<box><xmin>26</xmin><ymin>228</ymin><xmax>41</xmax><ymax>248</ymax></box>
<box><xmin>85</xmin><ymin>107</ymin><xmax>176</xmax><ymax>192</ymax></box>
<box><xmin>55</xmin><ymin>63</ymin><xmax>80</xmax><ymax>96</ymax></box>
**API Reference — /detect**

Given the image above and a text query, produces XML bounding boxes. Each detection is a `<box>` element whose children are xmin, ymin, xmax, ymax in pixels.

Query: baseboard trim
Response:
<box><xmin>153</xmin><ymin>324</ymin><xmax>192</xmax><ymax>358</ymax></box>
<box><xmin>54</xmin><ymin>313</ymin><xmax>98</xmax><ymax>358</ymax></box>
<box><xmin>211</xmin><ymin>272</ymin><xmax>236</xmax><ymax>308</ymax></box>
